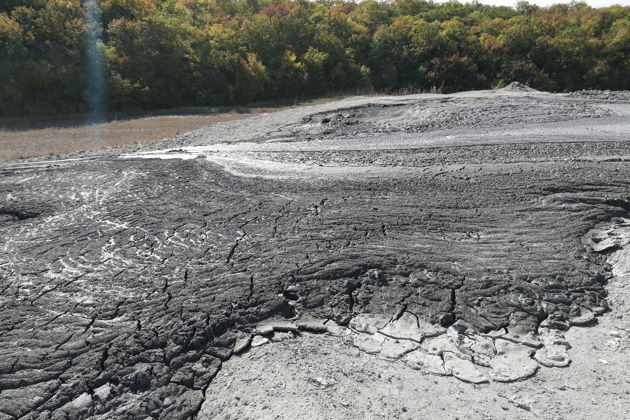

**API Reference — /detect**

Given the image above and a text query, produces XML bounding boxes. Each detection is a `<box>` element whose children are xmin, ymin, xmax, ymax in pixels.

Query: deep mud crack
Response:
<box><xmin>1</xmin><ymin>88</ymin><xmax>630</xmax><ymax>419</ymax></box>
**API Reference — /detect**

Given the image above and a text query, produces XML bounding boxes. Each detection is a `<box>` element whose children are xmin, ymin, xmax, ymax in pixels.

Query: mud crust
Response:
<box><xmin>1</xmin><ymin>88</ymin><xmax>630</xmax><ymax>419</ymax></box>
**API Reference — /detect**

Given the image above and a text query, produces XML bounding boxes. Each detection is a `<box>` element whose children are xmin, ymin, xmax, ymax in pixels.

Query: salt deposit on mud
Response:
<box><xmin>1</xmin><ymin>86</ymin><xmax>630</xmax><ymax>418</ymax></box>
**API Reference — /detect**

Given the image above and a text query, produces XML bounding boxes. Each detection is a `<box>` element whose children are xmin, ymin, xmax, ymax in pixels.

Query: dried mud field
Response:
<box><xmin>1</xmin><ymin>84</ymin><xmax>630</xmax><ymax>419</ymax></box>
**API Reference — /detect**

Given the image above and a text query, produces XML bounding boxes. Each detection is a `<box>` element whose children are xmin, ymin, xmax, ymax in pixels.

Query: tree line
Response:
<box><xmin>1</xmin><ymin>0</ymin><xmax>629</xmax><ymax>117</ymax></box>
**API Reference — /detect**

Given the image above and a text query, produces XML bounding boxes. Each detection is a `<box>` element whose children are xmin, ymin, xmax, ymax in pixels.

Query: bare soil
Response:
<box><xmin>0</xmin><ymin>98</ymin><xmax>338</xmax><ymax>162</ymax></box>
<box><xmin>0</xmin><ymin>114</ymin><xmax>254</xmax><ymax>161</ymax></box>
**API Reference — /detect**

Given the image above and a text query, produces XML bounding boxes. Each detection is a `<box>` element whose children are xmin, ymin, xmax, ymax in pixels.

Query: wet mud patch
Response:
<box><xmin>0</xmin><ymin>208</ymin><xmax>39</xmax><ymax>222</ymax></box>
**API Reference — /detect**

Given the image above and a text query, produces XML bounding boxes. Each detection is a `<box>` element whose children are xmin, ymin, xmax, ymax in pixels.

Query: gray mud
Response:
<box><xmin>1</xmin><ymin>88</ymin><xmax>630</xmax><ymax>419</ymax></box>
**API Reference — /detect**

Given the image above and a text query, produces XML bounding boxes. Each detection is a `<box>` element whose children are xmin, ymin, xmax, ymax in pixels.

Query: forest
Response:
<box><xmin>0</xmin><ymin>0</ymin><xmax>629</xmax><ymax>116</ymax></box>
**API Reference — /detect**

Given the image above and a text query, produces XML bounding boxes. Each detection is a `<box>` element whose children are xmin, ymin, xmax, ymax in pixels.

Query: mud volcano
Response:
<box><xmin>1</xmin><ymin>87</ymin><xmax>630</xmax><ymax>418</ymax></box>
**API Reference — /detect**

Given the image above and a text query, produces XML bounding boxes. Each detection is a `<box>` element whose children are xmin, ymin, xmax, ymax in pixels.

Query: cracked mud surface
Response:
<box><xmin>1</xmin><ymin>87</ymin><xmax>630</xmax><ymax>418</ymax></box>
<box><xmin>203</xmin><ymin>219</ymin><xmax>630</xmax><ymax>419</ymax></box>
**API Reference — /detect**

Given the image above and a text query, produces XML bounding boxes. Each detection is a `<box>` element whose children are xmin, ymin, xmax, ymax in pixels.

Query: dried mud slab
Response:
<box><xmin>200</xmin><ymin>217</ymin><xmax>630</xmax><ymax>419</ymax></box>
<box><xmin>1</xmin><ymin>89</ymin><xmax>630</xmax><ymax>418</ymax></box>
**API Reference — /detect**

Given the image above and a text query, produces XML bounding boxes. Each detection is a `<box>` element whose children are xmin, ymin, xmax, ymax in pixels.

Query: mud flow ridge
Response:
<box><xmin>1</xmin><ymin>88</ymin><xmax>630</xmax><ymax>419</ymax></box>
<box><xmin>287</xmin><ymin>95</ymin><xmax>614</xmax><ymax>141</ymax></box>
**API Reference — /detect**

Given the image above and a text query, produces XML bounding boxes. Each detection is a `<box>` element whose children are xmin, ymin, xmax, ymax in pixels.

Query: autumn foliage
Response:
<box><xmin>1</xmin><ymin>0</ymin><xmax>629</xmax><ymax>116</ymax></box>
